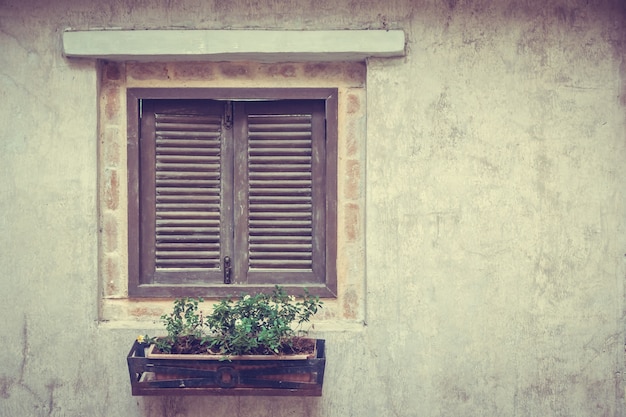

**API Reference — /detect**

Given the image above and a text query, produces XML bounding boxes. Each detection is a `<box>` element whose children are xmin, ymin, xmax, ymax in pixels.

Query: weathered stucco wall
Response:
<box><xmin>1</xmin><ymin>1</ymin><xmax>625</xmax><ymax>416</ymax></box>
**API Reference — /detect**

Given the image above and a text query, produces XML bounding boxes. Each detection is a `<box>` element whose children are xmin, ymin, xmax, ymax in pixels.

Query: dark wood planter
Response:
<box><xmin>127</xmin><ymin>339</ymin><xmax>326</xmax><ymax>396</ymax></box>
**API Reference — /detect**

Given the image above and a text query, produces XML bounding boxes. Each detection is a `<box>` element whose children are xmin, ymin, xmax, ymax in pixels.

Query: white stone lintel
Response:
<box><xmin>62</xmin><ymin>29</ymin><xmax>406</xmax><ymax>62</ymax></box>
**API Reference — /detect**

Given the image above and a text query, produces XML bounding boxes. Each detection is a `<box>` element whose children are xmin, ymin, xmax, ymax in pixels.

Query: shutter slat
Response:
<box><xmin>248</xmin><ymin>115</ymin><xmax>311</xmax><ymax>124</ymax></box>
<box><xmin>158</xmin><ymin>242</ymin><xmax>220</xmax><ymax>248</ymax></box>
<box><xmin>250</xmin><ymin>243</ymin><xmax>313</xmax><ymax>252</ymax></box>
<box><xmin>156</xmin><ymin>171</ymin><xmax>220</xmax><ymax>179</ymax></box>
<box><xmin>249</xmin><ymin>187</ymin><xmax>311</xmax><ymax>195</ymax></box>
<box><xmin>157</xmin><ymin>203</ymin><xmax>218</xmax><ymax>211</ymax></box>
<box><xmin>248</xmin><ymin>156</ymin><xmax>311</xmax><ymax>164</ymax></box>
<box><xmin>156</xmin><ymin>132</ymin><xmax>222</xmax><ymax>139</ymax></box>
<box><xmin>249</xmin><ymin>196</ymin><xmax>311</xmax><ymax>203</ymax></box>
<box><xmin>154</xmin><ymin>110</ymin><xmax>222</xmax><ymax>271</ymax></box>
<box><xmin>250</xmin><ymin>213</ymin><xmax>311</xmax><ymax>220</ymax></box>
<box><xmin>158</xmin><ymin>211</ymin><xmax>219</xmax><ymax>218</ymax></box>
<box><xmin>157</xmin><ymin>163</ymin><xmax>220</xmax><ymax>171</ymax></box>
<box><xmin>157</xmin><ymin>235</ymin><xmax>220</xmax><ymax>243</ymax></box>
<box><xmin>250</xmin><ymin>175</ymin><xmax>310</xmax><ymax>181</ymax></box>
<box><xmin>157</xmin><ymin>180</ymin><xmax>220</xmax><ymax>187</ymax></box>
<box><xmin>251</xmin><ymin>252</ymin><xmax>312</xmax><ymax>260</ymax></box>
<box><xmin>157</xmin><ymin>194</ymin><xmax>219</xmax><ymax>200</ymax></box>
<box><xmin>250</xmin><ymin>182</ymin><xmax>310</xmax><ymax>189</ymax></box>
<box><xmin>249</xmin><ymin>220</ymin><xmax>311</xmax><ymax>227</ymax></box>
<box><xmin>250</xmin><ymin>238</ymin><xmax>312</xmax><ymax>246</ymax></box>
<box><xmin>249</xmin><ymin>164</ymin><xmax>311</xmax><ymax>173</ymax></box>
<box><xmin>157</xmin><ymin>155</ymin><xmax>219</xmax><ymax>162</ymax></box>
<box><xmin>248</xmin><ymin>131</ymin><xmax>312</xmax><ymax>139</ymax></box>
<box><xmin>156</xmin><ymin>258</ymin><xmax>219</xmax><ymax>269</ymax></box>
<box><xmin>249</xmin><ymin>139</ymin><xmax>311</xmax><ymax>147</ymax></box>
<box><xmin>157</xmin><ymin>149</ymin><xmax>220</xmax><ymax>157</ymax></box>
<box><xmin>157</xmin><ymin>122</ymin><xmax>220</xmax><ymax>130</ymax></box>
<box><xmin>250</xmin><ymin>260</ymin><xmax>312</xmax><ymax>268</ymax></box>
<box><xmin>156</xmin><ymin>188</ymin><xmax>220</xmax><ymax>196</ymax></box>
<box><xmin>249</xmin><ymin>204</ymin><xmax>311</xmax><ymax>212</ymax></box>
<box><xmin>249</xmin><ymin>123</ymin><xmax>311</xmax><ymax>132</ymax></box>
<box><xmin>157</xmin><ymin>220</ymin><xmax>220</xmax><ymax>227</ymax></box>
<box><xmin>157</xmin><ymin>138</ymin><xmax>221</xmax><ymax>146</ymax></box>
<box><xmin>156</xmin><ymin>114</ymin><xmax>221</xmax><ymax>123</ymax></box>
<box><xmin>156</xmin><ymin>251</ymin><xmax>220</xmax><ymax>259</ymax></box>
<box><xmin>249</xmin><ymin>225</ymin><xmax>311</xmax><ymax>233</ymax></box>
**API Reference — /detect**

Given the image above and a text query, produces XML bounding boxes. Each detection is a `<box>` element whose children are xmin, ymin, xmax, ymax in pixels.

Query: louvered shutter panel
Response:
<box><xmin>139</xmin><ymin>100</ymin><xmax>230</xmax><ymax>285</ymax></box>
<box><xmin>233</xmin><ymin>100</ymin><xmax>326</xmax><ymax>285</ymax></box>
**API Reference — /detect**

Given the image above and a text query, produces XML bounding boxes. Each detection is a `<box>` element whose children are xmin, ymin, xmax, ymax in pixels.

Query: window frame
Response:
<box><xmin>127</xmin><ymin>88</ymin><xmax>338</xmax><ymax>298</ymax></box>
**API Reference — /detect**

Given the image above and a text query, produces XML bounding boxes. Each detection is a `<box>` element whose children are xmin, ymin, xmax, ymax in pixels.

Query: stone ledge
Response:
<box><xmin>62</xmin><ymin>29</ymin><xmax>405</xmax><ymax>62</ymax></box>
<box><xmin>98</xmin><ymin>318</ymin><xmax>367</xmax><ymax>333</ymax></box>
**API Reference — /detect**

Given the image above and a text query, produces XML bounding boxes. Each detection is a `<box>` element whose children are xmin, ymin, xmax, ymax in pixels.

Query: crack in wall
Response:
<box><xmin>0</xmin><ymin>315</ymin><xmax>60</xmax><ymax>416</ymax></box>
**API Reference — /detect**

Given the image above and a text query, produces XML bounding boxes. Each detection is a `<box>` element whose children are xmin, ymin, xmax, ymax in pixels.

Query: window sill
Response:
<box><xmin>63</xmin><ymin>29</ymin><xmax>405</xmax><ymax>62</ymax></box>
<box><xmin>99</xmin><ymin>317</ymin><xmax>366</xmax><ymax>333</ymax></box>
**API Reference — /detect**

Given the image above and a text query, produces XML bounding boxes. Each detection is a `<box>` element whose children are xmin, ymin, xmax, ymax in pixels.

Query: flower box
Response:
<box><xmin>127</xmin><ymin>339</ymin><xmax>326</xmax><ymax>396</ymax></box>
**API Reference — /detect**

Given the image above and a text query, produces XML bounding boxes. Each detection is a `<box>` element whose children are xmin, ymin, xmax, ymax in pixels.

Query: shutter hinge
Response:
<box><xmin>139</xmin><ymin>99</ymin><xmax>143</xmax><ymax>119</ymax></box>
<box><xmin>224</xmin><ymin>101</ymin><xmax>233</xmax><ymax>129</ymax></box>
<box><xmin>223</xmin><ymin>256</ymin><xmax>232</xmax><ymax>284</ymax></box>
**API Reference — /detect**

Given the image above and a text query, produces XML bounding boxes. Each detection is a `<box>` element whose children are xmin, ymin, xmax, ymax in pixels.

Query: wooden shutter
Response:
<box><xmin>233</xmin><ymin>100</ymin><xmax>327</xmax><ymax>285</ymax></box>
<box><xmin>128</xmin><ymin>88</ymin><xmax>337</xmax><ymax>297</ymax></box>
<box><xmin>139</xmin><ymin>100</ymin><xmax>231</xmax><ymax>285</ymax></box>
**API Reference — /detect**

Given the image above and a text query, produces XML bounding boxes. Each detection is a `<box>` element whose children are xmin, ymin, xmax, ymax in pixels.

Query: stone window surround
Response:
<box><xmin>63</xmin><ymin>29</ymin><xmax>405</xmax><ymax>62</ymax></box>
<box><xmin>69</xmin><ymin>28</ymin><xmax>406</xmax><ymax>328</ymax></box>
<box><xmin>98</xmin><ymin>60</ymin><xmax>367</xmax><ymax>327</ymax></box>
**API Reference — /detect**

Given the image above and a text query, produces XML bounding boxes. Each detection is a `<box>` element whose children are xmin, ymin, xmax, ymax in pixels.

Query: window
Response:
<box><xmin>127</xmin><ymin>88</ymin><xmax>337</xmax><ymax>298</ymax></box>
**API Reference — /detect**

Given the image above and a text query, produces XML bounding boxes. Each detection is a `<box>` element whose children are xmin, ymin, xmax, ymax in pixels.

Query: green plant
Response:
<box><xmin>141</xmin><ymin>286</ymin><xmax>322</xmax><ymax>357</ymax></box>
<box><xmin>143</xmin><ymin>297</ymin><xmax>205</xmax><ymax>354</ymax></box>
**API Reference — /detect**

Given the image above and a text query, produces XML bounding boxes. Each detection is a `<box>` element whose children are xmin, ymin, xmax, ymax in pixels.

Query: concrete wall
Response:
<box><xmin>1</xmin><ymin>0</ymin><xmax>625</xmax><ymax>416</ymax></box>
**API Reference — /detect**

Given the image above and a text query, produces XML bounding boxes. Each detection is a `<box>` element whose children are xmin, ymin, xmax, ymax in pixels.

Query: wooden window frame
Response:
<box><xmin>127</xmin><ymin>88</ymin><xmax>338</xmax><ymax>298</ymax></box>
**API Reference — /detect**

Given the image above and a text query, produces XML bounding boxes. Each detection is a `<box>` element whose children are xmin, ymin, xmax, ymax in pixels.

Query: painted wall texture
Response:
<box><xmin>1</xmin><ymin>0</ymin><xmax>625</xmax><ymax>416</ymax></box>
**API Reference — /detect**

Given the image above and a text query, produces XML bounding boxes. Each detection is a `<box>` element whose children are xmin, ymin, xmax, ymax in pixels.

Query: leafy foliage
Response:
<box><xmin>142</xmin><ymin>286</ymin><xmax>322</xmax><ymax>356</ymax></box>
<box><xmin>149</xmin><ymin>297</ymin><xmax>205</xmax><ymax>354</ymax></box>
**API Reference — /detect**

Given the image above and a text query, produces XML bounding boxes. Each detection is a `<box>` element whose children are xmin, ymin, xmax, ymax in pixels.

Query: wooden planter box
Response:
<box><xmin>127</xmin><ymin>339</ymin><xmax>326</xmax><ymax>396</ymax></box>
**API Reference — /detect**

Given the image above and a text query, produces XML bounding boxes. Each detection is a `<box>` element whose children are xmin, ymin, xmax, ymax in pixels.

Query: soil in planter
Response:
<box><xmin>153</xmin><ymin>336</ymin><xmax>316</xmax><ymax>357</ymax></box>
<box><xmin>158</xmin><ymin>336</ymin><xmax>209</xmax><ymax>355</ymax></box>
